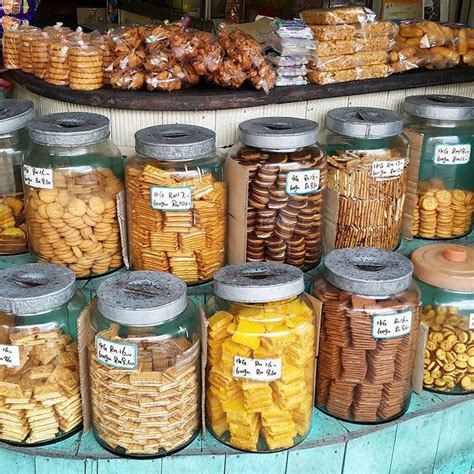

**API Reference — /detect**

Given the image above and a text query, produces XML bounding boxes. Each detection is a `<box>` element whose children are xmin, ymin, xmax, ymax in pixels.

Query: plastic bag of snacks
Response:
<box><xmin>46</xmin><ymin>38</ymin><xmax>72</xmax><ymax>86</ymax></box>
<box><xmin>69</xmin><ymin>43</ymin><xmax>104</xmax><ymax>91</ymax></box>
<box><xmin>190</xmin><ymin>31</ymin><xmax>224</xmax><ymax>76</ymax></box>
<box><xmin>31</xmin><ymin>31</ymin><xmax>52</xmax><ymax>79</ymax></box>
<box><xmin>0</xmin><ymin>0</ymin><xmax>39</xmax><ymax>41</ymax></box>
<box><xmin>455</xmin><ymin>26</ymin><xmax>474</xmax><ymax>67</ymax></box>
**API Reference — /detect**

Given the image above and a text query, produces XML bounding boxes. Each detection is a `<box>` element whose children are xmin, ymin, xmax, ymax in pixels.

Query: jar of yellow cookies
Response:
<box><xmin>404</xmin><ymin>95</ymin><xmax>473</xmax><ymax>239</ymax></box>
<box><xmin>0</xmin><ymin>263</ymin><xmax>86</xmax><ymax>445</ymax></box>
<box><xmin>0</xmin><ymin>99</ymin><xmax>34</xmax><ymax>255</ymax></box>
<box><xmin>89</xmin><ymin>271</ymin><xmax>200</xmax><ymax>457</ymax></box>
<box><xmin>126</xmin><ymin>125</ymin><xmax>226</xmax><ymax>284</ymax></box>
<box><xmin>206</xmin><ymin>263</ymin><xmax>317</xmax><ymax>452</ymax></box>
<box><xmin>23</xmin><ymin>112</ymin><xmax>124</xmax><ymax>278</ymax></box>
<box><xmin>412</xmin><ymin>243</ymin><xmax>473</xmax><ymax>393</ymax></box>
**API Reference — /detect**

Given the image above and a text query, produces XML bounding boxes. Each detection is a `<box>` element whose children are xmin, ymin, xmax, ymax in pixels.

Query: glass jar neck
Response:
<box><xmin>32</xmin><ymin>138</ymin><xmax>109</xmax><ymax>156</ymax></box>
<box><xmin>405</xmin><ymin>114</ymin><xmax>473</xmax><ymax>129</ymax></box>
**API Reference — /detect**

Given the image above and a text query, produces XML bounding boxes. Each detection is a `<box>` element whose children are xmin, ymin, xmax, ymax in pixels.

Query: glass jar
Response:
<box><xmin>228</xmin><ymin>117</ymin><xmax>326</xmax><ymax>269</ymax></box>
<box><xmin>126</xmin><ymin>125</ymin><xmax>226</xmax><ymax>284</ymax></box>
<box><xmin>89</xmin><ymin>271</ymin><xmax>200</xmax><ymax>457</ymax></box>
<box><xmin>0</xmin><ymin>99</ymin><xmax>34</xmax><ymax>255</ymax></box>
<box><xmin>0</xmin><ymin>263</ymin><xmax>86</xmax><ymax>445</ymax></box>
<box><xmin>404</xmin><ymin>95</ymin><xmax>474</xmax><ymax>239</ymax></box>
<box><xmin>320</xmin><ymin>107</ymin><xmax>409</xmax><ymax>251</ymax></box>
<box><xmin>23</xmin><ymin>113</ymin><xmax>124</xmax><ymax>278</ymax></box>
<box><xmin>206</xmin><ymin>263</ymin><xmax>317</xmax><ymax>452</ymax></box>
<box><xmin>412</xmin><ymin>244</ymin><xmax>473</xmax><ymax>393</ymax></box>
<box><xmin>313</xmin><ymin>248</ymin><xmax>421</xmax><ymax>423</ymax></box>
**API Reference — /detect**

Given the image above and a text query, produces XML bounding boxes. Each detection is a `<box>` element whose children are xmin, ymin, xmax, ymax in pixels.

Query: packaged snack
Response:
<box><xmin>46</xmin><ymin>39</ymin><xmax>72</xmax><ymax>86</ymax></box>
<box><xmin>69</xmin><ymin>43</ymin><xmax>104</xmax><ymax>91</ymax></box>
<box><xmin>275</xmin><ymin>65</ymin><xmax>308</xmax><ymax>77</ymax></box>
<box><xmin>273</xmin><ymin>18</ymin><xmax>314</xmax><ymax>39</ymax></box>
<box><xmin>31</xmin><ymin>32</ymin><xmax>52</xmax><ymax>79</ymax></box>
<box><xmin>266</xmin><ymin>52</ymin><xmax>309</xmax><ymax>66</ymax></box>
<box><xmin>276</xmin><ymin>76</ymin><xmax>308</xmax><ymax>86</ymax></box>
<box><xmin>269</xmin><ymin>32</ymin><xmax>316</xmax><ymax>57</ymax></box>
<box><xmin>301</xmin><ymin>6</ymin><xmax>376</xmax><ymax>26</ymax></box>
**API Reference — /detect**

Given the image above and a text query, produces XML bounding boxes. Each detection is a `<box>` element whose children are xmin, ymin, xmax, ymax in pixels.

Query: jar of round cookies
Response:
<box><xmin>313</xmin><ymin>248</ymin><xmax>421</xmax><ymax>423</ymax></box>
<box><xmin>126</xmin><ymin>124</ymin><xmax>226</xmax><ymax>284</ymax></box>
<box><xmin>0</xmin><ymin>263</ymin><xmax>86</xmax><ymax>445</ymax></box>
<box><xmin>89</xmin><ymin>271</ymin><xmax>200</xmax><ymax>457</ymax></box>
<box><xmin>229</xmin><ymin>117</ymin><xmax>325</xmax><ymax>269</ymax></box>
<box><xmin>404</xmin><ymin>95</ymin><xmax>474</xmax><ymax>239</ymax></box>
<box><xmin>0</xmin><ymin>99</ymin><xmax>34</xmax><ymax>255</ymax></box>
<box><xmin>320</xmin><ymin>107</ymin><xmax>409</xmax><ymax>251</ymax></box>
<box><xmin>206</xmin><ymin>263</ymin><xmax>317</xmax><ymax>452</ymax></box>
<box><xmin>412</xmin><ymin>243</ymin><xmax>473</xmax><ymax>393</ymax></box>
<box><xmin>23</xmin><ymin>112</ymin><xmax>124</xmax><ymax>278</ymax></box>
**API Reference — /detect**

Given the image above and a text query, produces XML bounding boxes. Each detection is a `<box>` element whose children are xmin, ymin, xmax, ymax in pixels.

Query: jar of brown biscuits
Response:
<box><xmin>23</xmin><ymin>113</ymin><xmax>124</xmax><ymax>278</ymax></box>
<box><xmin>89</xmin><ymin>271</ymin><xmax>200</xmax><ymax>457</ymax></box>
<box><xmin>314</xmin><ymin>248</ymin><xmax>421</xmax><ymax>423</ymax></box>
<box><xmin>320</xmin><ymin>107</ymin><xmax>409</xmax><ymax>251</ymax></box>
<box><xmin>0</xmin><ymin>263</ymin><xmax>86</xmax><ymax>445</ymax></box>
<box><xmin>0</xmin><ymin>99</ymin><xmax>34</xmax><ymax>255</ymax></box>
<box><xmin>228</xmin><ymin>117</ymin><xmax>326</xmax><ymax>269</ymax></box>
<box><xmin>126</xmin><ymin>125</ymin><xmax>226</xmax><ymax>284</ymax></box>
<box><xmin>412</xmin><ymin>244</ymin><xmax>473</xmax><ymax>393</ymax></box>
<box><xmin>404</xmin><ymin>95</ymin><xmax>473</xmax><ymax>239</ymax></box>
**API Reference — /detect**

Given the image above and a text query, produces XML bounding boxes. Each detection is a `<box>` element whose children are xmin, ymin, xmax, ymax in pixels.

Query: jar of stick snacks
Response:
<box><xmin>206</xmin><ymin>263</ymin><xmax>317</xmax><ymax>452</ymax></box>
<box><xmin>89</xmin><ymin>271</ymin><xmax>200</xmax><ymax>457</ymax></box>
<box><xmin>0</xmin><ymin>99</ymin><xmax>34</xmax><ymax>255</ymax></box>
<box><xmin>23</xmin><ymin>112</ymin><xmax>124</xmax><ymax>278</ymax></box>
<box><xmin>404</xmin><ymin>95</ymin><xmax>474</xmax><ymax>239</ymax></box>
<box><xmin>0</xmin><ymin>263</ymin><xmax>86</xmax><ymax>445</ymax></box>
<box><xmin>314</xmin><ymin>248</ymin><xmax>421</xmax><ymax>423</ymax></box>
<box><xmin>126</xmin><ymin>125</ymin><xmax>226</xmax><ymax>284</ymax></box>
<box><xmin>320</xmin><ymin>107</ymin><xmax>409</xmax><ymax>251</ymax></box>
<box><xmin>412</xmin><ymin>243</ymin><xmax>474</xmax><ymax>393</ymax></box>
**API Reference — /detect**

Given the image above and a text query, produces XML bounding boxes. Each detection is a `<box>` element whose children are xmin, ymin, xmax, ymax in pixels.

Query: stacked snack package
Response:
<box><xmin>267</xmin><ymin>19</ymin><xmax>315</xmax><ymax>87</ymax></box>
<box><xmin>458</xmin><ymin>26</ymin><xmax>474</xmax><ymax>67</ymax></box>
<box><xmin>301</xmin><ymin>6</ymin><xmax>393</xmax><ymax>85</ymax></box>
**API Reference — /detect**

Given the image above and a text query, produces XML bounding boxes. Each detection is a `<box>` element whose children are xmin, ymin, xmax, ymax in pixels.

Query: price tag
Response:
<box><xmin>469</xmin><ymin>313</ymin><xmax>474</xmax><ymax>330</ymax></box>
<box><xmin>286</xmin><ymin>170</ymin><xmax>320</xmax><ymax>195</ymax></box>
<box><xmin>150</xmin><ymin>186</ymin><xmax>192</xmax><ymax>211</ymax></box>
<box><xmin>434</xmin><ymin>144</ymin><xmax>471</xmax><ymax>165</ymax></box>
<box><xmin>233</xmin><ymin>356</ymin><xmax>282</xmax><ymax>382</ymax></box>
<box><xmin>23</xmin><ymin>165</ymin><xmax>54</xmax><ymax>189</ymax></box>
<box><xmin>96</xmin><ymin>336</ymin><xmax>137</xmax><ymax>369</ymax></box>
<box><xmin>372</xmin><ymin>311</ymin><xmax>412</xmax><ymax>339</ymax></box>
<box><xmin>371</xmin><ymin>159</ymin><xmax>405</xmax><ymax>179</ymax></box>
<box><xmin>0</xmin><ymin>344</ymin><xmax>20</xmax><ymax>368</ymax></box>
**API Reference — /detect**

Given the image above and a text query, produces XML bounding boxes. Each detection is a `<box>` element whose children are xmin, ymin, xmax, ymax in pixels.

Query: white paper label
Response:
<box><xmin>95</xmin><ymin>336</ymin><xmax>137</xmax><ymax>369</ymax></box>
<box><xmin>0</xmin><ymin>344</ymin><xmax>20</xmax><ymax>367</ymax></box>
<box><xmin>469</xmin><ymin>313</ymin><xmax>474</xmax><ymax>330</ymax></box>
<box><xmin>233</xmin><ymin>356</ymin><xmax>282</xmax><ymax>382</ymax></box>
<box><xmin>23</xmin><ymin>165</ymin><xmax>54</xmax><ymax>189</ymax></box>
<box><xmin>150</xmin><ymin>186</ymin><xmax>192</xmax><ymax>211</ymax></box>
<box><xmin>286</xmin><ymin>170</ymin><xmax>320</xmax><ymax>195</ymax></box>
<box><xmin>371</xmin><ymin>159</ymin><xmax>405</xmax><ymax>179</ymax></box>
<box><xmin>434</xmin><ymin>144</ymin><xmax>471</xmax><ymax>165</ymax></box>
<box><xmin>372</xmin><ymin>311</ymin><xmax>413</xmax><ymax>339</ymax></box>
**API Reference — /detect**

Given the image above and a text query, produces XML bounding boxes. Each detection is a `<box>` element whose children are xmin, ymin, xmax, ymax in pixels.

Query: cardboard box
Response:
<box><xmin>77</xmin><ymin>7</ymin><xmax>108</xmax><ymax>25</ymax></box>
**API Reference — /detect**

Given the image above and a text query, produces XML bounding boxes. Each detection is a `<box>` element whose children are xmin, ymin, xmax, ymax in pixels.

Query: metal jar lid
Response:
<box><xmin>404</xmin><ymin>95</ymin><xmax>474</xmax><ymax>121</ymax></box>
<box><xmin>135</xmin><ymin>124</ymin><xmax>216</xmax><ymax>161</ymax></box>
<box><xmin>97</xmin><ymin>271</ymin><xmax>188</xmax><ymax>326</ymax></box>
<box><xmin>326</xmin><ymin>107</ymin><xmax>403</xmax><ymax>139</ymax></box>
<box><xmin>0</xmin><ymin>263</ymin><xmax>76</xmax><ymax>315</ymax></box>
<box><xmin>239</xmin><ymin>117</ymin><xmax>319</xmax><ymax>152</ymax></box>
<box><xmin>0</xmin><ymin>99</ymin><xmax>35</xmax><ymax>134</ymax></box>
<box><xmin>324</xmin><ymin>248</ymin><xmax>413</xmax><ymax>297</ymax></box>
<box><xmin>214</xmin><ymin>263</ymin><xmax>305</xmax><ymax>303</ymax></box>
<box><xmin>28</xmin><ymin>112</ymin><xmax>110</xmax><ymax>147</ymax></box>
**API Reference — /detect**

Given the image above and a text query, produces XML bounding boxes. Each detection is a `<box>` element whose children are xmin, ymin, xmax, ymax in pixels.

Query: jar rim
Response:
<box><xmin>0</xmin><ymin>99</ymin><xmax>35</xmax><ymax>134</ymax></box>
<box><xmin>404</xmin><ymin>94</ymin><xmax>474</xmax><ymax>121</ymax></box>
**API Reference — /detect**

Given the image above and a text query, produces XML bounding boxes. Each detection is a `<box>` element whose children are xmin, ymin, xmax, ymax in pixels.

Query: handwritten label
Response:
<box><xmin>469</xmin><ymin>313</ymin><xmax>474</xmax><ymax>330</ymax></box>
<box><xmin>434</xmin><ymin>144</ymin><xmax>471</xmax><ymax>165</ymax></box>
<box><xmin>150</xmin><ymin>186</ymin><xmax>192</xmax><ymax>211</ymax></box>
<box><xmin>233</xmin><ymin>356</ymin><xmax>282</xmax><ymax>382</ymax></box>
<box><xmin>372</xmin><ymin>311</ymin><xmax>412</xmax><ymax>339</ymax></box>
<box><xmin>0</xmin><ymin>344</ymin><xmax>20</xmax><ymax>367</ymax></box>
<box><xmin>286</xmin><ymin>170</ymin><xmax>320</xmax><ymax>195</ymax></box>
<box><xmin>371</xmin><ymin>159</ymin><xmax>405</xmax><ymax>179</ymax></box>
<box><xmin>96</xmin><ymin>336</ymin><xmax>137</xmax><ymax>369</ymax></box>
<box><xmin>23</xmin><ymin>165</ymin><xmax>54</xmax><ymax>189</ymax></box>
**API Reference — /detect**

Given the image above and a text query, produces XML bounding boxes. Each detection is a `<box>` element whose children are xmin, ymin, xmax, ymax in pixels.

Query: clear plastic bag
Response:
<box><xmin>272</xmin><ymin>19</ymin><xmax>314</xmax><ymax>40</ymax></box>
<box><xmin>300</xmin><ymin>6</ymin><xmax>376</xmax><ymax>26</ymax></box>
<box><xmin>269</xmin><ymin>32</ymin><xmax>316</xmax><ymax>57</ymax></box>
<box><xmin>266</xmin><ymin>52</ymin><xmax>309</xmax><ymax>66</ymax></box>
<box><xmin>110</xmin><ymin>68</ymin><xmax>145</xmax><ymax>90</ymax></box>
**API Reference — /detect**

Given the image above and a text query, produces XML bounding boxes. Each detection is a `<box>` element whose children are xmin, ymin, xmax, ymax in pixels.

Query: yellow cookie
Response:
<box><xmin>68</xmin><ymin>199</ymin><xmax>87</xmax><ymax>217</ymax></box>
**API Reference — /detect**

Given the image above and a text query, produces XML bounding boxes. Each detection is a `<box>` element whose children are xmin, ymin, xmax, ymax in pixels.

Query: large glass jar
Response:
<box><xmin>126</xmin><ymin>125</ymin><xmax>226</xmax><ymax>284</ymax></box>
<box><xmin>228</xmin><ymin>117</ymin><xmax>326</xmax><ymax>269</ymax></box>
<box><xmin>89</xmin><ymin>271</ymin><xmax>200</xmax><ymax>458</ymax></box>
<box><xmin>412</xmin><ymin>244</ymin><xmax>473</xmax><ymax>393</ymax></box>
<box><xmin>0</xmin><ymin>263</ymin><xmax>86</xmax><ymax>445</ymax></box>
<box><xmin>320</xmin><ymin>107</ymin><xmax>409</xmax><ymax>251</ymax></box>
<box><xmin>23</xmin><ymin>113</ymin><xmax>124</xmax><ymax>278</ymax></box>
<box><xmin>0</xmin><ymin>99</ymin><xmax>34</xmax><ymax>255</ymax></box>
<box><xmin>404</xmin><ymin>95</ymin><xmax>474</xmax><ymax>239</ymax></box>
<box><xmin>206</xmin><ymin>263</ymin><xmax>317</xmax><ymax>452</ymax></box>
<box><xmin>314</xmin><ymin>248</ymin><xmax>421</xmax><ymax>423</ymax></box>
